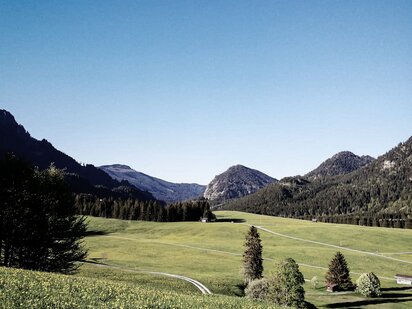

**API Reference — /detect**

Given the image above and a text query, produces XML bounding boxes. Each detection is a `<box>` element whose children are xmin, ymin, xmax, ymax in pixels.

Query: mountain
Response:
<box><xmin>224</xmin><ymin>137</ymin><xmax>412</xmax><ymax>220</ymax></box>
<box><xmin>203</xmin><ymin>165</ymin><xmax>277</xmax><ymax>203</ymax></box>
<box><xmin>305</xmin><ymin>151</ymin><xmax>375</xmax><ymax>180</ymax></box>
<box><xmin>99</xmin><ymin>164</ymin><xmax>205</xmax><ymax>203</ymax></box>
<box><xmin>0</xmin><ymin>109</ymin><xmax>154</xmax><ymax>201</ymax></box>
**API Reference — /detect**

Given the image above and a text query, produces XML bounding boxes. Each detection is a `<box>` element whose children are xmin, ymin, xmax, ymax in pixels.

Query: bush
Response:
<box><xmin>245</xmin><ymin>258</ymin><xmax>306</xmax><ymax>308</ymax></box>
<box><xmin>245</xmin><ymin>278</ymin><xmax>271</xmax><ymax>300</ymax></box>
<box><xmin>269</xmin><ymin>258</ymin><xmax>306</xmax><ymax>308</ymax></box>
<box><xmin>356</xmin><ymin>273</ymin><xmax>381</xmax><ymax>297</ymax></box>
<box><xmin>310</xmin><ymin>276</ymin><xmax>319</xmax><ymax>289</ymax></box>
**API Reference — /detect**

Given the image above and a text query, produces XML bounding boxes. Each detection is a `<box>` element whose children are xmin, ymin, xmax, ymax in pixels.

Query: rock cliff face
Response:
<box><xmin>99</xmin><ymin>164</ymin><xmax>205</xmax><ymax>204</ymax></box>
<box><xmin>305</xmin><ymin>151</ymin><xmax>375</xmax><ymax>180</ymax></box>
<box><xmin>203</xmin><ymin>165</ymin><xmax>277</xmax><ymax>203</ymax></box>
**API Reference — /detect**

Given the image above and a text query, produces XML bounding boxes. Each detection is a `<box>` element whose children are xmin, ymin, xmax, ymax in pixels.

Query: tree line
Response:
<box><xmin>74</xmin><ymin>194</ymin><xmax>214</xmax><ymax>222</ymax></box>
<box><xmin>225</xmin><ymin>138</ymin><xmax>412</xmax><ymax>228</ymax></box>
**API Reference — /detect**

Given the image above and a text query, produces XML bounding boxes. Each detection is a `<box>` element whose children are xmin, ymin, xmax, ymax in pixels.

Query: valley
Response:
<box><xmin>77</xmin><ymin>211</ymin><xmax>412</xmax><ymax>308</ymax></box>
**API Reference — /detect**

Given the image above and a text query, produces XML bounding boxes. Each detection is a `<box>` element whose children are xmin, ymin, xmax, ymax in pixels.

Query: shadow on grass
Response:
<box><xmin>380</xmin><ymin>292</ymin><xmax>412</xmax><ymax>298</ymax></box>
<box><xmin>381</xmin><ymin>286</ymin><xmax>412</xmax><ymax>292</ymax></box>
<box><xmin>85</xmin><ymin>230</ymin><xmax>108</xmax><ymax>236</ymax></box>
<box><xmin>234</xmin><ymin>283</ymin><xmax>246</xmax><ymax>297</ymax></box>
<box><xmin>215</xmin><ymin>218</ymin><xmax>246</xmax><ymax>223</ymax></box>
<box><xmin>82</xmin><ymin>258</ymin><xmax>108</xmax><ymax>265</ymax></box>
<box><xmin>305</xmin><ymin>301</ymin><xmax>318</xmax><ymax>309</ymax></box>
<box><xmin>325</xmin><ymin>297</ymin><xmax>412</xmax><ymax>308</ymax></box>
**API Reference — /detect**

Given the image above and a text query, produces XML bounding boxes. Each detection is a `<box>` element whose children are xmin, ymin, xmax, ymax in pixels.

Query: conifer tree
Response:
<box><xmin>0</xmin><ymin>155</ymin><xmax>87</xmax><ymax>273</ymax></box>
<box><xmin>243</xmin><ymin>226</ymin><xmax>263</xmax><ymax>284</ymax></box>
<box><xmin>325</xmin><ymin>251</ymin><xmax>354</xmax><ymax>291</ymax></box>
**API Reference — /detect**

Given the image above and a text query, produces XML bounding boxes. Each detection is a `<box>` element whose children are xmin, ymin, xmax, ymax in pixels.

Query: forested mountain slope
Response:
<box><xmin>0</xmin><ymin>109</ymin><xmax>154</xmax><ymax>201</ymax></box>
<box><xmin>305</xmin><ymin>151</ymin><xmax>374</xmax><ymax>180</ymax></box>
<box><xmin>224</xmin><ymin>137</ymin><xmax>412</xmax><ymax>222</ymax></box>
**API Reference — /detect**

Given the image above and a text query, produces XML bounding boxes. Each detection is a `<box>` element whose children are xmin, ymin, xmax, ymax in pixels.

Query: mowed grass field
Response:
<box><xmin>79</xmin><ymin>211</ymin><xmax>412</xmax><ymax>308</ymax></box>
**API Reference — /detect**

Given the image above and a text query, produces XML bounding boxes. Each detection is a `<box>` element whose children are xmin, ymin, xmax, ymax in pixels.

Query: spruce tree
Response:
<box><xmin>325</xmin><ymin>251</ymin><xmax>354</xmax><ymax>291</ymax></box>
<box><xmin>0</xmin><ymin>155</ymin><xmax>87</xmax><ymax>273</ymax></box>
<box><xmin>243</xmin><ymin>225</ymin><xmax>263</xmax><ymax>284</ymax></box>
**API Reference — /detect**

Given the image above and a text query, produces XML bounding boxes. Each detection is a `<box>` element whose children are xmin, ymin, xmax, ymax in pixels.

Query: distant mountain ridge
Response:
<box><xmin>204</xmin><ymin>164</ymin><xmax>277</xmax><ymax>203</ymax></box>
<box><xmin>224</xmin><ymin>137</ymin><xmax>412</xmax><ymax>219</ymax></box>
<box><xmin>0</xmin><ymin>109</ymin><xmax>155</xmax><ymax>201</ymax></box>
<box><xmin>99</xmin><ymin>164</ymin><xmax>205</xmax><ymax>203</ymax></box>
<box><xmin>305</xmin><ymin>151</ymin><xmax>375</xmax><ymax>180</ymax></box>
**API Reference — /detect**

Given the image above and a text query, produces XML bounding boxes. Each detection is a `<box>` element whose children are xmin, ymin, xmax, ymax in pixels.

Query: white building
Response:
<box><xmin>395</xmin><ymin>274</ymin><xmax>412</xmax><ymax>285</ymax></box>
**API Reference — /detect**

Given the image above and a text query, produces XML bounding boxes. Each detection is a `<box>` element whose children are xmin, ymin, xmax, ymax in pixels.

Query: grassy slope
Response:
<box><xmin>0</xmin><ymin>266</ymin><xmax>277</xmax><ymax>309</ymax></box>
<box><xmin>80</xmin><ymin>211</ymin><xmax>412</xmax><ymax>308</ymax></box>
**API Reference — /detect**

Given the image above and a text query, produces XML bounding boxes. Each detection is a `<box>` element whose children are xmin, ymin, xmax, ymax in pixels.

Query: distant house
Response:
<box><xmin>395</xmin><ymin>274</ymin><xmax>412</xmax><ymax>285</ymax></box>
<box><xmin>326</xmin><ymin>283</ymin><xmax>338</xmax><ymax>292</ymax></box>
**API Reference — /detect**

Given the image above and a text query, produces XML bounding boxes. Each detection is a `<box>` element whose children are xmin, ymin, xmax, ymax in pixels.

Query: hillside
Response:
<box><xmin>79</xmin><ymin>212</ymin><xmax>412</xmax><ymax>308</ymax></box>
<box><xmin>203</xmin><ymin>165</ymin><xmax>277</xmax><ymax>203</ymax></box>
<box><xmin>0</xmin><ymin>110</ymin><xmax>154</xmax><ymax>201</ymax></box>
<box><xmin>0</xmin><ymin>266</ymin><xmax>276</xmax><ymax>309</ymax></box>
<box><xmin>99</xmin><ymin>164</ymin><xmax>205</xmax><ymax>203</ymax></box>
<box><xmin>224</xmin><ymin>137</ymin><xmax>412</xmax><ymax>221</ymax></box>
<box><xmin>305</xmin><ymin>151</ymin><xmax>375</xmax><ymax>180</ymax></box>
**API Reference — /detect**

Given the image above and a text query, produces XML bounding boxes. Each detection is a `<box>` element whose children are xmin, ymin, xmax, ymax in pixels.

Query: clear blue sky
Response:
<box><xmin>1</xmin><ymin>0</ymin><xmax>411</xmax><ymax>184</ymax></box>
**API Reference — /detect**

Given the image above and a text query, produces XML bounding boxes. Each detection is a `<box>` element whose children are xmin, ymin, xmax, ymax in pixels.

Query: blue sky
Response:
<box><xmin>1</xmin><ymin>0</ymin><xmax>411</xmax><ymax>184</ymax></box>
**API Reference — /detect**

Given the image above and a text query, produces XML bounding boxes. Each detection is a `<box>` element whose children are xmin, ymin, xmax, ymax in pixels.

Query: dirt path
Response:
<box><xmin>249</xmin><ymin>224</ymin><xmax>412</xmax><ymax>266</ymax></box>
<box><xmin>83</xmin><ymin>261</ymin><xmax>212</xmax><ymax>295</ymax></box>
<box><xmin>103</xmin><ymin>235</ymin><xmax>395</xmax><ymax>281</ymax></box>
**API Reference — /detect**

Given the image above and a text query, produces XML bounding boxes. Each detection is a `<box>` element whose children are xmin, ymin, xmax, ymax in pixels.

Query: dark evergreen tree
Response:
<box><xmin>0</xmin><ymin>154</ymin><xmax>87</xmax><ymax>273</ymax></box>
<box><xmin>325</xmin><ymin>252</ymin><xmax>354</xmax><ymax>291</ymax></box>
<box><xmin>243</xmin><ymin>226</ymin><xmax>263</xmax><ymax>284</ymax></box>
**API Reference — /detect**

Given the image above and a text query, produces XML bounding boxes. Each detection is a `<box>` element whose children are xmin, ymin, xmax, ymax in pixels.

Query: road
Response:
<box><xmin>83</xmin><ymin>261</ymin><xmax>212</xmax><ymax>295</ymax></box>
<box><xmin>249</xmin><ymin>224</ymin><xmax>412</xmax><ymax>265</ymax></box>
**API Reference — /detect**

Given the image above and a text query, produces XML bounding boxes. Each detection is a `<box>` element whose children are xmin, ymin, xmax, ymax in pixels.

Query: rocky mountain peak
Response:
<box><xmin>204</xmin><ymin>165</ymin><xmax>277</xmax><ymax>203</ymax></box>
<box><xmin>98</xmin><ymin>164</ymin><xmax>206</xmax><ymax>204</ymax></box>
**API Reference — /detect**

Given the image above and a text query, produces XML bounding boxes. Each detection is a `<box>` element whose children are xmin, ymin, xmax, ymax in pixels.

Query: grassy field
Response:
<box><xmin>0</xmin><ymin>266</ymin><xmax>277</xmax><ymax>309</ymax></box>
<box><xmin>79</xmin><ymin>211</ymin><xmax>412</xmax><ymax>308</ymax></box>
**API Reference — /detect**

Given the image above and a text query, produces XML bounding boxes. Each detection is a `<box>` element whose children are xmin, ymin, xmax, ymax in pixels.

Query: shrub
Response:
<box><xmin>356</xmin><ymin>273</ymin><xmax>381</xmax><ymax>297</ymax></box>
<box><xmin>310</xmin><ymin>276</ymin><xmax>319</xmax><ymax>289</ymax></box>
<box><xmin>245</xmin><ymin>278</ymin><xmax>271</xmax><ymax>300</ymax></box>
<box><xmin>269</xmin><ymin>258</ymin><xmax>306</xmax><ymax>308</ymax></box>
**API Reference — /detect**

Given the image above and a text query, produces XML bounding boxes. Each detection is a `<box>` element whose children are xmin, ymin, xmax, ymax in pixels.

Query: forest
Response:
<box><xmin>224</xmin><ymin>138</ymin><xmax>412</xmax><ymax>229</ymax></box>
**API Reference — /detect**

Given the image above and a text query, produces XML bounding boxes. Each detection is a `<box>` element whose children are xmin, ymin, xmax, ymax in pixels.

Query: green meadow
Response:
<box><xmin>79</xmin><ymin>211</ymin><xmax>412</xmax><ymax>308</ymax></box>
<box><xmin>0</xmin><ymin>266</ymin><xmax>276</xmax><ymax>309</ymax></box>
<box><xmin>2</xmin><ymin>211</ymin><xmax>411</xmax><ymax>308</ymax></box>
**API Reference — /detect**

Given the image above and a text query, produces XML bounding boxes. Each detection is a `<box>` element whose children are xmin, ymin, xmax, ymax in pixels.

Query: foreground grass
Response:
<box><xmin>0</xmin><ymin>266</ymin><xmax>279</xmax><ymax>309</ymax></box>
<box><xmin>82</xmin><ymin>211</ymin><xmax>412</xmax><ymax>308</ymax></box>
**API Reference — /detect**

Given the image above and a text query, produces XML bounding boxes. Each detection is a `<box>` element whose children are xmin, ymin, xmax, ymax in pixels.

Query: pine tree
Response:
<box><xmin>0</xmin><ymin>155</ymin><xmax>87</xmax><ymax>273</ymax></box>
<box><xmin>243</xmin><ymin>226</ymin><xmax>263</xmax><ymax>284</ymax></box>
<box><xmin>325</xmin><ymin>251</ymin><xmax>354</xmax><ymax>291</ymax></box>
